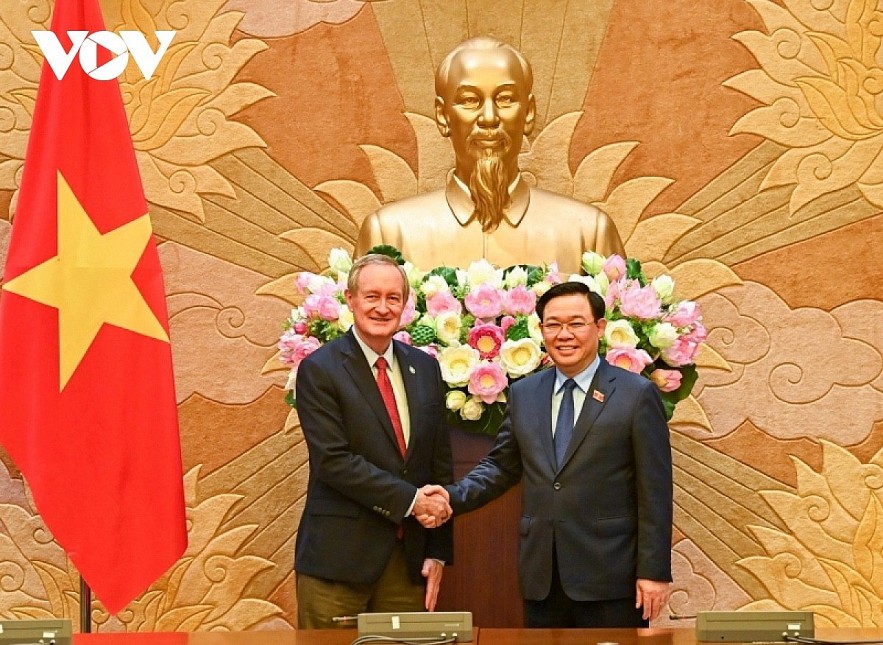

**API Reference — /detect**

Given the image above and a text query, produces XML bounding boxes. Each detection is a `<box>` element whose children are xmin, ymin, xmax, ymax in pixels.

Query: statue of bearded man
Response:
<box><xmin>355</xmin><ymin>36</ymin><xmax>625</xmax><ymax>273</ymax></box>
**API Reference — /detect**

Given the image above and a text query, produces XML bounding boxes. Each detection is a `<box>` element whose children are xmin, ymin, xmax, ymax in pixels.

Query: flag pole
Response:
<box><xmin>79</xmin><ymin>577</ymin><xmax>91</xmax><ymax>633</ymax></box>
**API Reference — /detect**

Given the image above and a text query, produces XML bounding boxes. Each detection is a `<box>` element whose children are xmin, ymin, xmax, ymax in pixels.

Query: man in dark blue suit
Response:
<box><xmin>443</xmin><ymin>281</ymin><xmax>672</xmax><ymax>627</ymax></box>
<box><xmin>294</xmin><ymin>254</ymin><xmax>454</xmax><ymax>628</ymax></box>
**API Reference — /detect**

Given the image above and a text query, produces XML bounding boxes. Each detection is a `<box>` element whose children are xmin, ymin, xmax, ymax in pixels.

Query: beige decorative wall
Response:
<box><xmin>1</xmin><ymin>0</ymin><xmax>882</xmax><ymax>631</ymax></box>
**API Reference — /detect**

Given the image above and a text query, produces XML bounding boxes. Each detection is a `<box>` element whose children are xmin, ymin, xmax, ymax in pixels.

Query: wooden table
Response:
<box><xmin>70</xmin><ymin>626</ymin><xmax>883</xmax><ymax>645</ymax></box>
<box><xmin>74</xmin><ymin>631</ymin><xmax>359</xmax><ymax>645</ymax></box>
<box><xmin>74</xmin><ymin>629</ymin><xmax>469</xmax><ymax>645</ymax></box>
<box><xmin>477</xmin><ymin>627</ymin><xmax>883</xmax><ymax>645</ymax></box>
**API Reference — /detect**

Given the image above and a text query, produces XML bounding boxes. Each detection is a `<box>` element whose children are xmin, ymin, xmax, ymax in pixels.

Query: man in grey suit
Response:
<box><xmin>295</xmin><ymin>254</ymin><xmax>454</xmax><ymax>628</ymax></box>
<box><xmin>441</xmin><ymin>281</ymin><xmax>672</xmax><ymax>627</ymax></box>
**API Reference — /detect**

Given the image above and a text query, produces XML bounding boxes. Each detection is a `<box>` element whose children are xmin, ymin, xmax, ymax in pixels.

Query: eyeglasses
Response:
<box><xmin>540</xmin><ymin>320</ymin><xmax>597</xmax><ymax>335</ymax></box>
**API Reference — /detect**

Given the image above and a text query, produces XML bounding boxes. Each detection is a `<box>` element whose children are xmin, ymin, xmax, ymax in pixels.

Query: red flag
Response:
<box><xmin>0</xmin><ymin>0</ymin><xmax>186</xmax><ymax>614</ymax></box>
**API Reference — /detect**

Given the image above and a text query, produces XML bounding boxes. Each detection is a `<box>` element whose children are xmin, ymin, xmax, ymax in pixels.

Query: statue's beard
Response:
<box><xmin>467</xmin><ymin>131</ymin><xmax>512</xmax><ymax>233</ymax></box>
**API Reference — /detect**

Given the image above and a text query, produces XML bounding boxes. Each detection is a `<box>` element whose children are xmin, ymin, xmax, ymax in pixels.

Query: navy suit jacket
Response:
<box><xmin>294</xmin><ymin>330</ymin><xmax>453</xmax><ymax>585</ymax></box>
<box><xmin>448</xmin><ymin>360</ymin><xmax>672</xmax><ymax>601</ymax></box>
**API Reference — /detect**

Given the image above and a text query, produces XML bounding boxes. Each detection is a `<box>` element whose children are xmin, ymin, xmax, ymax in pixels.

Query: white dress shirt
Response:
<box><xmin>551</xmin><ymin>355</ymin><xmax>601</xmax><ymax>438</ymax></box>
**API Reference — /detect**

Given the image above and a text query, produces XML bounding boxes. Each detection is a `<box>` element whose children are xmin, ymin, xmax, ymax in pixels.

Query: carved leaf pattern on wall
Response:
<box><xmin>0</xmin><ymin>460</ymin><xmax>78</xmax><ymax>620</ymax></box>
<box><xmin>224</xmin><ymin>0</ymin><xmax>368</xmax><ymax>37</ymax></box>
<box><xmin>0</xmin><ymin>0</ymin><xmax>271</xmax><ymax>222</ymax></box>
<box><xmin>695</xmin><ymin>286</ymin><xmax>883</xmax><ymax>444</ymax></box>
<box><xmin>0</xmin><ymin>462</ymin><xmax>282</xmax><ymax>631</ymax></box>
<box><xmin>93</xmin><ymin>466</ymin><xmax>283</xmax><ymax>631</ymax></box>
<box><xmin>738</xmin><ymin>441</ymin><xmax>883</xmax><ymax>626</ymax></box>
<box><xmin>726</xmin><ymin>0</ymin><xmax>883</xmax><ymax>213</ymax></box>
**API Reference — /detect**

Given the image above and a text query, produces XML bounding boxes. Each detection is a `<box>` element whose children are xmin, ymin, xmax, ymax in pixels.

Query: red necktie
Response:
<box><xmin>375</xmin><ymin>357</ymin><xmax>407</xmax><ymax>457</ymax></box>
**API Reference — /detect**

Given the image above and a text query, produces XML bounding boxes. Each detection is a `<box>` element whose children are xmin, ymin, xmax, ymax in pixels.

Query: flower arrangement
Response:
<box><xmin>279</xmin><ymin>246</ymin><xmax>704</xmax><ymax>435</ymax></box>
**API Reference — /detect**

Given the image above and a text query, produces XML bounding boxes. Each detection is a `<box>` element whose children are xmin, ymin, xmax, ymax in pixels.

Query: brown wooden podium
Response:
<box><xmin>435</xmin><ymin>427</ymin><xmax>524</xmax><ymax>627</ymax></box>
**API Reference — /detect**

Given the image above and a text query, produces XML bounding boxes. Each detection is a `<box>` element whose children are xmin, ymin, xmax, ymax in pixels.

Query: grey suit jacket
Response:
<box><xmin>448</xmin><ymin>360</ymin><xmax>672</xmax><ymax>601</ymax></box>
<box><xmin>295</xmin><ymin>330</ymin><xmax>453</xmax><ymax>585</ymax></box>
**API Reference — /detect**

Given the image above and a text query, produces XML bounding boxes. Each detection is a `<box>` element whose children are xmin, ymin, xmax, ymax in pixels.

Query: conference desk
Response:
<box><xmin>70</xmin><ymin>627</ymin><xmax>883</xmax><ymax>645</ymax></box>
<box><xmin>479</xmin><ymin>629</ymin><xmax>883</xmax><ymax>645</ymax></box>
<box><xmin>72</xmin><ymin>632</ymin><xmax>359</xmax><ymax>645</ymax></box>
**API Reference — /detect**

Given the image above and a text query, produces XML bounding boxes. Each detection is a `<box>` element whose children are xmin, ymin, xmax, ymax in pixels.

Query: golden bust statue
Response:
<box><xmin>355</xmin><ymin>36</ymin><xmax>625</xmax><ymax>273</ymax></box>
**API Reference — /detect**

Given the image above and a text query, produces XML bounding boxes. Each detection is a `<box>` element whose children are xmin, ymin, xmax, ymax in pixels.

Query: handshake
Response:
<box><xmin>413</xmin><ymin>485</ymin><xmax>452</xmax><ymax>529</ymax></box>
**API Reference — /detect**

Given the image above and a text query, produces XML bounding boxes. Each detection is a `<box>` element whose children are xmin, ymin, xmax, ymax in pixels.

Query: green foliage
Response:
<box><xmin>446</xmin><ymin>402</ymin><xmax>506</xmax><ymax>437</ymax></box>
<box><xmin>506</xmin><ymin>317</ymin><xmax>531</xmax><ymax>341</ymax></box>
<box><xmin>626</xmin><ymin>257</ymin><xmax>645</xmax><ymax>284</ymax></box>
<box><xmin>425</xmin><ymin>266</ymin><xmax>459</xmax><ymax>289</ymax></box>
<box><xmin>366</xmin><ymin>245</ymin><xmax>405</xmax><ymax>264</ymax></box>
<box><xmin>410</xmin><ymin>324</ymin><xmax>436</xmax><ymax>346</ymax></box>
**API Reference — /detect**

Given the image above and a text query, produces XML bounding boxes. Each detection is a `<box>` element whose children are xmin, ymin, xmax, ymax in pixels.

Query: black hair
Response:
<box><xmin>536</xmin><ymin>281</ymin><xmax>605</xmax><ymax>322</ymax></box>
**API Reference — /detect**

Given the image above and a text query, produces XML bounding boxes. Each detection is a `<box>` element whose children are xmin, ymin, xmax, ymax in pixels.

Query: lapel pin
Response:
<box><xmin>592</xmin><ymin>390</ymin><xmax>605</xmax><ymax>403</ymax></box>
<box><xmin>409</xmin><ymin>366</ymin><xmax>416</xmax><ymax>374</ymax></box>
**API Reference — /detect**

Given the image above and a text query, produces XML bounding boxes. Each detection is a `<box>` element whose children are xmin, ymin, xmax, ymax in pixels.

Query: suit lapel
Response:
<box><xmin>341</xmin><ymin>331</ymin><xmax>403</xmax><ymax>457</ymax></box>
<box><xmin>559</xmin><ymin>360</ymin><xmax>617</xmax><ymax>470</ymax></box>
<box><xmin>533</xmin><ymin>369</ymin><xmax>557</xmax><ymax>472</ymax></box>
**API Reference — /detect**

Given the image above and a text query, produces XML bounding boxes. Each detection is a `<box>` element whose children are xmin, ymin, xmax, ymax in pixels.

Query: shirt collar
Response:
<box><xmin>352</xmin><ymin>328</ymin><xmax>395</xmax><ymax>369</ymax></box>
<box><xmin>445</xmin><ymin>169</ymin><xmax>530</xmax><ymax>228</ymax></box>
<box><xmin>555</xmin><ymin>355</ymin><xmax>601</xmax><ymax>394</ymax></box>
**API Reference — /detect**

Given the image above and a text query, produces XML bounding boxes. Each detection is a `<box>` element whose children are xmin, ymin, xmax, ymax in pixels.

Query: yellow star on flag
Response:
<box><xmin>2</xmin><ymin>171</ymin><xmax>169</xmax><ymax>390</ymax></box>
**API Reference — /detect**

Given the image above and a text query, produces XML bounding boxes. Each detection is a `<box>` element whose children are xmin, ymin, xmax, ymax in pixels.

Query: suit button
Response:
<box><xmin>553</xmin><ymin>482</ymin><xmax>562</xmax><ymax>490</ymax></box>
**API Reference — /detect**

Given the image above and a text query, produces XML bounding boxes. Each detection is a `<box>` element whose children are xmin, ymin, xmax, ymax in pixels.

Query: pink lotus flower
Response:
<box><xmin>303</xmin><ymin>276</ymin><xmax>340</xmax><ymax>298</ymax></box>
<box><xmin>500</xmin><ymin>315</ymin><xmax>517</xmax><ymax>334</ymax></box>
<box><xmin>400</xmin><ymin>294</ymin><xmax>418</xmax><ymax>327</ymax></box>
<box><xmin>394</xmin><ymin>330</ymin><xmax>413</xmax><ymax>345</ymax></box>
<box><xmin>619</xmin><ymin>282</ymin><xmax>662</xmax><ymax>320</ymax></box>
<box><xmin>604</xmin><ymin>280</ymin><xmax>621</xmax><ymax>311</ymax></box>
<box><xmin>278</xmin><ymin>332</ymin><xmax>322</xmax><ymax>368</ymax></box>
<box><xmin>418</xmin><ymin>344</ymin><xmax>440</xmax><ymax>359</ymax></box>
<box><xmin>546</xmin><ymin>262</ymin><xmax>564</xmax><ymax>285</ymax></box>
<box><xmin>686</xmin><ymin>321</ymin><xmax>708</xmax><ymax>344</ymax></box>
<box><xmin>650</xmin><ymin>368</ymin><xmax>683</xmax><ymax>392</ymax></box>
<box><xmin>295</xmin><ymin>272</ymin><xmax>316</xmax><ymax>294</ymax></box>
<box><xmin>662</xmin><ymin>338</ymin><xmax>699</xmax><ymax>367</ymax></box>
<box><xmin>468</xmin><ymin>323</ymin><xmax>505</xmax><ymax>360</ymax></box>
<box><xmin>304</xmin><ymin>294</ymin><xmax>341</xmax><ymax>321</ymax></box>
<box><xmin>666</xmin><ymin>301</ymin><xmax>701</xmax><ymax>327</ymax></box>
<box><xmin>468</xmin><ymin>362</ymin><xmax>508</xmax><ymax>404</ymax></box>
<box><xmin>465</xmin><ymin>283</ymin><xmax>505</xmax><ymax>319</ymax></box>
<box><xmin>426</xmin><ymin>291</ymin><xmax>463</xmax><ymax>317</ymax></box>
<box><xmin>605</xmin><ymin>347</ymin><xmax>654</xmax><ymax>373</ymax></box>
<box><xmin>603</xmin><ymin>255</ymin><xmax>627</xmax><ymax>281</ymax></box>
<box><xmin>504</xmin><ymin>285</ymin><xmax>537</xmax><ymax>316</ymax></box>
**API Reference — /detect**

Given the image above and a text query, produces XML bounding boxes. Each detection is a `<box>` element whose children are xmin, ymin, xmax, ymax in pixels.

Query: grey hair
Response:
<box><xmin>347</xmin><ymin>254</ymin><xmax>410</xmax><ymax>301</ymax></box>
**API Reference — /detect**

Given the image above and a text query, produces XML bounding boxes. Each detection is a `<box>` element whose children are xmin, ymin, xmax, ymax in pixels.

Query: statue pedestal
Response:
<box><xmin>437</xmin><ymin>426</ymin><xmax>523</xmax><ymax>627</ymax></box>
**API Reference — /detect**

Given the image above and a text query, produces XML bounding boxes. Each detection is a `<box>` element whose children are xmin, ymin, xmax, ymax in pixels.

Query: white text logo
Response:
<box><xmin>33</xmin><ymin>30</ymin><xmax>176</xmax><ymax>81</ymax></box>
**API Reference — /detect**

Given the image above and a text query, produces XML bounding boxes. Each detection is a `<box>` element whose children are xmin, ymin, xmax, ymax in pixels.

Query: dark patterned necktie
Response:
<box><xmin>554</xmin><ymin>379</ymin><xmax>577</xmax><ymax>468</ymax></box>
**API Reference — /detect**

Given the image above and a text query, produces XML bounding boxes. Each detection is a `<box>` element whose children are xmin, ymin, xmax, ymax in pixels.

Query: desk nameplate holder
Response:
<box><xmin>0</xmin><ymin>619</ymin><xmax>72</xmax><ymax>645</ymax></box>
<box><xmin>358</xmin><ymin>611</ymin><xmax>473</xmax><ymax>643</ymax></box>
<box><xmin>697</xmin><ymin>611</ymin><xmax>815</xmax><ymax>643</ymax></box>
